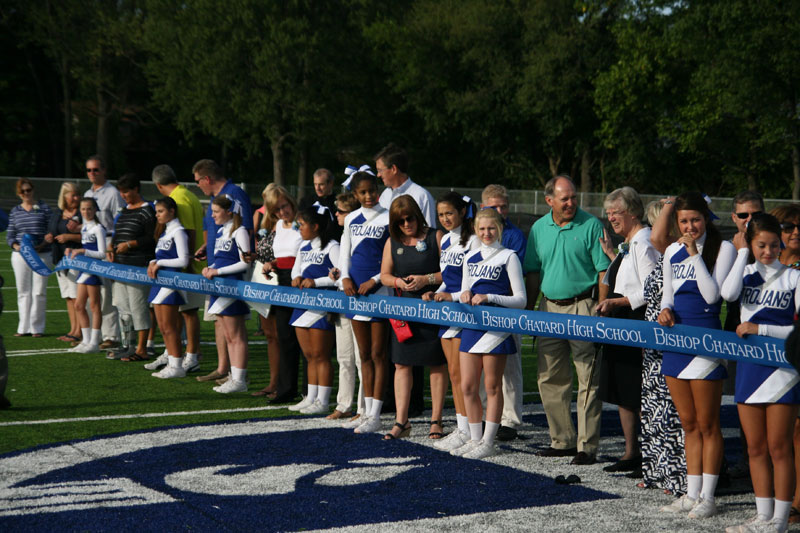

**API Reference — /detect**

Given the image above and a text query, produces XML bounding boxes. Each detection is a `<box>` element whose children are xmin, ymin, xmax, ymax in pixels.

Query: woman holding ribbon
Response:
<box><xmin>7</xmin><ymin>178</ymin><xmax>52</xmax><ymax>337</ymax></box>
<box><xmin>597</xmin><ymin>187</ymin><xmax>659</xmax><ymax>477</ymax></box>
<box><xmin>657</xmin><ymin>191</ymin><xmax>737</xmax><ymax>519</ymax></box>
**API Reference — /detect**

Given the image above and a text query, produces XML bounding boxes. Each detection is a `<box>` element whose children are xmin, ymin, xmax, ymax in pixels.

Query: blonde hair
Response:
<box><xmin>262</xmin><ymin>184</ymin><xmax>297</xmax><ymax>230</ymax></box>
<box><xmin>481</xmin><ymin>184</ymin><xmax>508</xmax><ymax>205</ymax></box>
<box><xmin>474</xmin><ymin>207</ymin><xmax>504</xmax><ymax>241</ymax></box>
<box><xmin>58</xmin><ymin>182</ymin><xmax>79</xmax><ymax>211</ymax></box>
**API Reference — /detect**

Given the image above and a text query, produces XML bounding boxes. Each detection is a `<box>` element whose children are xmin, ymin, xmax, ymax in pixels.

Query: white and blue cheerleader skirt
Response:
<box><xmin>735</xmin><ymin>361</ymin><xmax>800</xmax><ymax>404</ymax></box>
<box><xmin>148</xmin><ymin>268</ymin><xmax>186</xmax><ymax>306</ymax></box>
<box><xmin>76</xmin><ymin>271</ymin><xmax>101</xmax><ymax>286</ymax></box>
<box><xmin>207</xmin><ymin>273</ymin><xmax>249</xmax><ymax>316</ymax></box>
<box><xmin>290</xmin><ymin>292</ymin><xmax>334</xmax><ymax>331</ymax></box>
<box><xmin>346</xmin><ymin>267</ymin><xmax>389</xmax><ymax>322</ymax></box>
<box><xmin>459</xmin><ymin>304</ymin><xmax>516</xmax><ymax>355</ymax></box>
<box><xmin>661</xmin><ymin>314</ymin><xmax>727</xmax><ymax>380</ymax></box>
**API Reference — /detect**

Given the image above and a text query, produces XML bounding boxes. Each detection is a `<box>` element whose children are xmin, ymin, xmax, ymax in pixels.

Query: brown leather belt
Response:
<box><xmin>545</xmin><ymin>288</ymin><xmax>595</xmax><ymax>306</ymax></box>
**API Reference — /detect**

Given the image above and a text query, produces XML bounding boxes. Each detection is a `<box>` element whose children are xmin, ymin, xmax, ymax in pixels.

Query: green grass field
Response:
<box><xmin>0</xmin><ymin>234</ymin><xmax>544</xmax><ymax>455</ymax></box>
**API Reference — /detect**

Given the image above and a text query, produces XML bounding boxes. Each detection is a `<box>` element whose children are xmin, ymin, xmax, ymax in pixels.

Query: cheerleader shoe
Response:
<box><xmin>434</xmin><ymin>430</ymin><xmax>470</xmax><ymax>451</ymax></box>
<box><xmin>354</xmin><ymin>415</ymin><xmax>382</xmax><ymax>434</ymax></box>
<box><xmin>213</xmin><ymin>379</ymin><xmax>247</xmax><ymax>394</ymax></box>
<box><xmin>152</xmin><ymin>365</ymin><xmax>186</xmax><ymax>379</ymax></box>
<box><xmin>144</xmin><ymin>353</ymin><xmax>169</xmax><ymax>370</ymax></box>
<box><xmin>182</xmin><ymin>355</ymin><xmax>200</xmax><ymax>373</ymax></box>
<box><xmin>288</xmin><ymin>396</ymin><xmax>314</xmax><ymax>412</ymax></box>
<box><xmin>725</xmin><ymin>516</ymin><xmax>779</xmax><ymax>533</ymax></box>
<box><xmin>72</xmin><ymin>342</ymin><xmax>99</xmax><ymax>353</ymax></box>
<box><xmin>462</xmin><ymin>440</ymin><xmax>497</xmax><ymax>460</ymax></box>
<box><xmin>659</xmin><ymin>495</ymin><xmax>697</xmax><ymax>514</ymax></box>
<box><xmin>450</xmin><ymin>440</ymin><xmax>481</xmax><ymax>457</ymax></box>
<box><xmin>341</xmin><ymin>414</ymin><xmax>362</xmax><ymax>429</ymax></box>
<box><xmin>688</xmin><ymin>498</ymin><xmax>717</xmax><ymax>519</ymax></box>
<box><xmin>300</xmin><ymin>399</ymin><xmax>330</xmax><ymax>415</ymax></box>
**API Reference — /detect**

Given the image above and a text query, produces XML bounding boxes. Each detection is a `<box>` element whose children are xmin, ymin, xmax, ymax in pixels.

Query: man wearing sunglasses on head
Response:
<box><xmin>83</xmin><ymin>155</ymin><xmax>125</xmax><ymax>350</ymax></box>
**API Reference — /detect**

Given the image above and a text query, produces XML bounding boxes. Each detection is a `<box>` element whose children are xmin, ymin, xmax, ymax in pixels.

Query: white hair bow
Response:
<box><xmin>342</xmin><ymin>164</ymin><xmax>376</xmax><ymax>190</ymax></box>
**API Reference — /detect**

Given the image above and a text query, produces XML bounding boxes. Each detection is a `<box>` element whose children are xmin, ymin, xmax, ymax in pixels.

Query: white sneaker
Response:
<box><xmin>300</xmin><ymin>399</ymin><xmax>329</xmax><ymax>415</ymax></box>
<box><xmin>434</xmin><ymin>430</ymin><xmax>470</xmax><ymax>451</ymax></box>
<box><xmin>73</xmin><ymin>342</ymin><xmax>99</xmax><ymax>353</ymax></box>
<box><xmin>213</xmin><ymin>379</ymin><xmax>247</xmax><ymax>394</ymax></box>
<box><xmin>354</xmin><ymin>415</ymin><xmax>382</xmax><ymax>434</ymax></box>
<box><xmin>341</xmin><ymin>414</ymin><xmax>363</xmax><ymax>429</ymax></box>
<box><xmin>288</xmin><ymin>396</ymin><xmax>314</xmax><ymax>412</ymax></box>
<box><xmin>450</xmin><ymin>440</ymin><xmax>481</xmax><ymax>457</ymax></box>
<box><xmin>462</xmin><ymin>440</ymin><xmax>497</xmax><ymax>460</ymax></box>
<box><xmin>726</xmin><ymin>516</ymin><xmax>778</xmax><ymax>533</ymax></box>
<box><xmin>182</xmin><ymin>357</ymin><xmax>200</xmax><ymax>372</ymax></box>
<box><xmin>144</xmin><ymin>353</ymin><xmax>169</xmax><ymax>370</ymax></box>
<box><xmin>688</xmin><ymin>497</ymin><xmax>717</xmax><ymax>519</ymax></box>
<box><xmin>68</xmin><ymin>343</ymin><xmax>88</xmax><ymax>353</ymax></box>
<box><xmin>659</xmin><ymin>495</ymin><xmax>697</xmax><ymax>514</ymax></box>
<box><xmin>152</xmin><ymin>365</ymin><xmax>187</xmax><ymax>379</ymax></box>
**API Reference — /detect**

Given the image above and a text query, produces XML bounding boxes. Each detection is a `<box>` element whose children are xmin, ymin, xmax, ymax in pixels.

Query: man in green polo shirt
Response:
<box><xmin>524</xmin><ymin>175</ymin><xmax>610</xmax><ymax>465</ymax></box>
<box><xmin>150</xmin><ymin>164</ymin><xmax>205</xmax><ymax>373</ymax></box>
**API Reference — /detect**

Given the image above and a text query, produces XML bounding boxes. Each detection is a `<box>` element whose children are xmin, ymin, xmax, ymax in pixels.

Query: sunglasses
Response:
<box><xmin>336</xmin><ymin>209</ymin><xmax>350</xmax><ymax>214</ymax></box>
<box><xmin>399</xmin><ymin>216</ymin><xmax>416</xmax><ymax>225</ymax></box>
<box><xmin>781</xmin><ymin>223</ymin><xmax>800</xmax><ymax>233</ymax></box>
<box><xmin>734</xmin><ymin>210</ymin><xmax>762</xmax><ymax>219</ymax></box>
<box><xmin>86</xmin><ymin>168</ymin><xmax>101</xmax><ymax>173</ymax></box>
<box><xmin>20</xmin><ymin>188</ymin><xmax>33</xmax><ymax>193</ymax></box>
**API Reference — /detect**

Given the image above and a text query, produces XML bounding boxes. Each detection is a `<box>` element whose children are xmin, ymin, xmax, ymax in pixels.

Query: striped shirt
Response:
<box><xmin>7</xmin><ymin>202</ymin><xmax>53</xmax><ymax>251</ymax></box>
<box><xmin>112</xmin><ymin>203</ymin><xmax>156</xmax><ymax>266</ymax></box>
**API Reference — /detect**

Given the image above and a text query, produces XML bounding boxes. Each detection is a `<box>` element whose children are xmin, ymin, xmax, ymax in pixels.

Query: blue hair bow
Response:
<box><xmin>462</xmin><ymin>195</ymin><xmax>474</xmax><ymax>219</ymax></box>
<box><xmin>702</xmin><ymin>193</ymin><xmax>720</xmax><ymax>220</ymax></box>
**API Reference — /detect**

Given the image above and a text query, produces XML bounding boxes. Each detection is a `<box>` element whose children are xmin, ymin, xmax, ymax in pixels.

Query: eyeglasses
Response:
<box><xmin>399</xmin><ymin>216</ymin><xmax>415</xmax><ymax>225</ymax></box>
<box><xmin>336</xmin><ymin>209</ymin><xmax>350</xmax><ymax>214</ymax></box>
<box><xmin>19</xmin><ymin>188</ymin><xmax>33</xmax><ymax>193</ymax></box>
<box><xmin>781</xmin><ymin>222</ymin><xmax>800</xmax><ymax>233</ymax></box>
<box><xmin>86</xmin><ymin>168</ymin><xmax>101</xmax><ymax>173</ymax></box>
<box><xmin>734</xmin><ymin>211</ymin><xmax>762</xmax><ymax>219</ymax></box>
<box><xmin>376</xmin><ymin>166</ymin><xmax>390</xmax><ymax>174</ymax></box>
<box><xmin>194</xmin><ymin>175</ymin><xmax>207</xmax><ymax>184</ymax></box>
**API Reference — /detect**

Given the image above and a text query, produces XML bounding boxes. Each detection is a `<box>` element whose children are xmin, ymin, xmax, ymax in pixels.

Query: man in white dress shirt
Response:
<box><xmin>376</xmin><ymin>143</ymin><xmax>437</xmax><ymax>228</ymax></box>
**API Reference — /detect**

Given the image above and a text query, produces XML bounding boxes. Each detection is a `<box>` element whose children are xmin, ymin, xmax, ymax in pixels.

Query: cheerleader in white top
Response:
<box><xmin>446</xmin><ymin>208</ymin><xmax>526</xmax><ymax>460</ymax></box>
<box><xmin>720</xmin><ymin>213</ymin><xmax>799</xmax><ymax>533</ymax></box>
<box><xmin>288</xmin><ymin>205</ymin><xmax>340</xmax><ymax>415</ymax></box>
<box><xmin>657</xmin><ymin>192</ymin><xmax>737</xmax><ymax>518</ymax></box>
<box><xmin>202</xmin><ymin>195</ymin><xmax>250</xmax><ymax>394</ymax></box>
<box><xmin>147</xmin><ymin>197</ymin><xmax>190</xmax><ymax>379</ymax></box>
<box><xmin>67</xmin><ymin>198</ymin><xmax>106</xmax><ymax>353</ymax></box>
<box><xmin>422</xmin><ymin>192</ymin><xmax>479</xmax><ymax>450</ymax></box>
<box><xmin>339</xmin><ymin>171</ymin><xmax>391</xmax><ymax>434</ymax></box>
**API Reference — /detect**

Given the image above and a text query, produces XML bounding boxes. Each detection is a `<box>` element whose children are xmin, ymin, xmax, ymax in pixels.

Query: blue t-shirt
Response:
<box><xmin>203</xmin><ymin>180</ymin><xmax>254</xmax><ymax>255</ymax></box>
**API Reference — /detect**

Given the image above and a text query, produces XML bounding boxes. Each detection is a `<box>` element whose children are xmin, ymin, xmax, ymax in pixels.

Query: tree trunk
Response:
<box><xmin>547</xmin><ymin>155</ymin><xmax>560</xmax><ymax>177</ymax></box>
<box><xmin>580</xmin><ymin>147</ymin><xmax>592</xmax><ymax>193</ymax></box>
<box><xmin>792</xmin><ymin>144</ymin><xmax>800</xmax><ymax>201</ymax></box>
<box><xmin>746</xmin><ymin>173</ymin><xmax>757</xmax><ymax>191</ymax></box>
<box><xmin>271</xmin><ymin>136</ymin><xmax>285</xmax><ymax>186</ymax></box>
<box><xmin>297</xmin><ymin>140</ymin><xmax>308</xmax><ymax>201</ymax></box>
<box><xmin>96</xmin><ymin>87</ymin><xmax>111</xmax><ymax>164</ymax></box>
<box><xmin>61</xmin><ymin>54</ymin><xmax>72</xmax><ymax>179</ymax></box>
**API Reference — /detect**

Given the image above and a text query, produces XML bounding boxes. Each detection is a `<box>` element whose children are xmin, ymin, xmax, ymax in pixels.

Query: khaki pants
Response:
<box><xmin>536</xmin><ymin>297</ymin><xmax>601</xmax><ymax>454</ymax></box>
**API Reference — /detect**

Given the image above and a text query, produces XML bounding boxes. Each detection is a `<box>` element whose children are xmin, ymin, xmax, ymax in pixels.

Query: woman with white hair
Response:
<box><xmin>597</xmin><ymin>186</ymin><xmax>660</xmax><ymax>477</ymax></box>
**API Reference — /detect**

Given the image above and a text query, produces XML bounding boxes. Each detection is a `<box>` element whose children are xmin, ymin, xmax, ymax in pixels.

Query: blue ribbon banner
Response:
<box><xmin>21</xmin><ymin>236</ymin><xmax>791</xmax><ymax>369</ymax></box>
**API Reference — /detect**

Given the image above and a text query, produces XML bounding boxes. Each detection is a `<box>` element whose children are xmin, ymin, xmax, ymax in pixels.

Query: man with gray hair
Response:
<box><xmin>524</xmin><ymin>175</ymin><xmax>610</xmax><ymax>465</ymax></box>
<box><xmin>144</xmin><ymin>164</ymin><xmax>206</xmax><ymax>374</ymax></box>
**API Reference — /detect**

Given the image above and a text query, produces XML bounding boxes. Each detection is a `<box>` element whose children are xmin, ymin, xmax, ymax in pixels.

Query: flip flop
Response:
<box><xmin>58</xmin><ymin>334</ymin><xmax>81</xmax><ymax>342</ymax></box>
<box><xmin>121</xmin><ymin>352</ymin><xmax>150</xmax><ymax>362</ymax></box>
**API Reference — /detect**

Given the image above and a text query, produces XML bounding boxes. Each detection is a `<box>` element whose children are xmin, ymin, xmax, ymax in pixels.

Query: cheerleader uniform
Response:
<box><xmin>76</xmin><ymin>220</ymin><xmax>106</xmax><ymax>285</ymax></box>
<box><xmin>435</xmin><ymin>229</ymin><xmax>478</xmax><ymax>338</ymax></box>
<box><xmin>660</xmin><ymin>234</ymin><xmax>737</xmax><ymax>380</ymax></box>
<box><xmin>721</xmin><ymin>249</ymin><xmax>800</xmax><ymax>404</ymax></box>
<box><xmin>338</xmin><ymin>206</ymin><xmax>390</xmax><ymax>321</ymax></box>
<box><xmin>149</xmin><ymin>219</ymin><xmax>189</xmax><ymax>306</ymax></box>
<box><xmin>456</xmin><ymin>241</ymin><xmax>526</xmax><ymax>354</ymax></box>
<box><xmin>290</xmin><ymin>237</ymin><xmax>340</xmax><ymax>330</ymax></box>
<box><xmin>207</xmin><ymin>220</ymin><xmax>250</xmax><ymax>316</ymax></box>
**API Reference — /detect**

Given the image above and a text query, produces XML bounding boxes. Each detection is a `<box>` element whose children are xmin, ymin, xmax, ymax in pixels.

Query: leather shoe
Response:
<box><xmin>603</xmin><ymin>456</ymin><xmax>641</xmax><ymax>472</ymax></box>
<box><xmin>496</xmin><ymin>425</ymin><xmax>518</xmax><ymax>442</ymax></box>
<box><xmin>536</xmin><ymin>446</ymin><xmax>577</xmax><ymax>457</ymax></box>
<box><xmin>269</xmin><ymin>392</ymin><xmax>298</xmax><ymax>404</ymax></box>
<box><xmin>570</xmin><ymin>451</ymin><xmax>596</xmax><ymax>465</ymax></box>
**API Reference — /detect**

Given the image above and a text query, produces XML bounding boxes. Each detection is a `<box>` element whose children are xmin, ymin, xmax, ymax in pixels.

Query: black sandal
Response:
<box><xmin>428</xmin><ymin>420</ymin><xmax>444</xmax><ymax>439</ymax></box>
<box><xmin>384</xmin><ymin>421</ymin><xmax>411</xmax><ymax>440</ymax></box>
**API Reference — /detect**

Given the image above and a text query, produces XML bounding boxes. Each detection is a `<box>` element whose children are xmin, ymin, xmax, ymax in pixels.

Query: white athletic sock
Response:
<box><xmin>687</xmin><ymin>474</ymin><xmax>702</xmax><ymax>500</ymax></box>
<box><xmin>754</xmin><ymin>496</ymin><xmax>774</xmax><ymax>521</ymax></box>
<box><xmin>168</xmin><ymin>355</ymin><xmax>183</xmax><ymax>368</ymax></box>
<box><xmin>231</xmin><ymin>366</ymin><xmax>247</xmax><ymax>383</ymax></box>
<box><xmin>184</xmin><ymin>353</ymin><xmax>198</xmax><ymax>364</ymax></box>
<box><xmin>468</xmin><ymin>422</ymin><xmax>483</xmax><ymax>443</ymax></box>
<box><xmin>80</xmin><ymin>327</ymin><xmax>90</xmax><ymax>345</ymax></box>
<box><xmin>365</xmin><ymin>397</ymin><xmax>374</xmax><ymax>415</ymax></box>
<box><xmin>146</xmin><ymin>339</ymin><xmax>154</xmax><ymax>348</ymax></box>
<box><xmin>89</xmin><ymin>329</ymin><xmax>101</xmax><ymax>346</ymax></box>
<box><xmin>700</xmin><ymin>473</ymin><xmax>718</xmax><ymax>502</ymax></box>
<box><xmin>370</xmin><ymin>399</ymin><xmax>383</xmax><ymax>419</ymax></box>
<box><xmin>483</xmin><ymin>421</ymin><xmax>500</xmax><ymax>446</ymax></box>
<box><xmin>318</xmin><ymin>386</ymin><xmax>332</xmax><ymax>405</ymax></box>
<box><xmin>456</xmin><ymin>414</ymin><xmax>469</xmax><ymax>434</ymax></box>
<box><xmin>774</xmin><ymin>499</ymin><xmax>792</xmax><ymax>531</ymax></box>
<box><xmin>306</xmin><ymin>384</ymin><xmax>319</xmax><ymax>402</ymax></box>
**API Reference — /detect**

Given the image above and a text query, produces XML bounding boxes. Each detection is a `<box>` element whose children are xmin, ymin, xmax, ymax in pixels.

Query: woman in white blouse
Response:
<box><xmin>597</xmin><ymin>187</ymin><xmax>660</xmax><ymax>476</ymax></box>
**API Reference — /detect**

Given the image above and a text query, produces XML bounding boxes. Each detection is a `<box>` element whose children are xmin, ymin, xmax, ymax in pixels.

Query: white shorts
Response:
<box><xmin>179</xmin><ymin>290</ymin><xmax>204</xmax><ymax>312</ymax></box>
<box><xmin>203</xmin><ymin>295</ymin><xmax>217</xmax><ymax>322</ymax></box>
<box><xmin>56</xmin><ymin>270</ymin><xmax>78</xmax><ymax>299</ymax></box>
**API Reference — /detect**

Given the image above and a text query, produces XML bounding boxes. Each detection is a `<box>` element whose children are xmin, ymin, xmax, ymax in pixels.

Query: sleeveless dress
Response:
<box><xmin>76</xmin><ymin>220</ymin><xmax>106</xmax><ymax>285</ymax></box>
<box><xmin>289</xmin><ymin>238</ymin><xmax>339</xmax><ymax>331</ymax></box>
<box><xmin>207</xmin><ymin>221</ymin><xmax>250</xmax><ymax>316</ymax></box>
<box><xmin>436</xmin><ymin>230</ymin><xmax>477</xmax><ymax>338</ymax></box>
<box><xmin>148</xmin><ymin>218</ymin><xmax>189</xmax><ymax>306</ymax></box>
<box><xmin>340</xmin><ymin>206</ymin><xmax>390</xmax><ymax>321</ymax></box>
<box><xmin>389</xmin><ymin>229</ymin><xmax>446</xmax><ymax>366</ymax></box>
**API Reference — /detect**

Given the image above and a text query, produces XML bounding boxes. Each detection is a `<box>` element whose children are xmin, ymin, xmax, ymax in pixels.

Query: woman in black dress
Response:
<box><xmin>380</xmin><ymin>195</ymin><xmax>446</xmax><ymax>439</ymax></box>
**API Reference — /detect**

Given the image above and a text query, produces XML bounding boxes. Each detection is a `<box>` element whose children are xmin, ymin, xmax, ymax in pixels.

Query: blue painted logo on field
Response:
<box><xmin>0</xmin><ymin>420</ymin><xmax>616</xmax><ymax>531</ymax></box>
